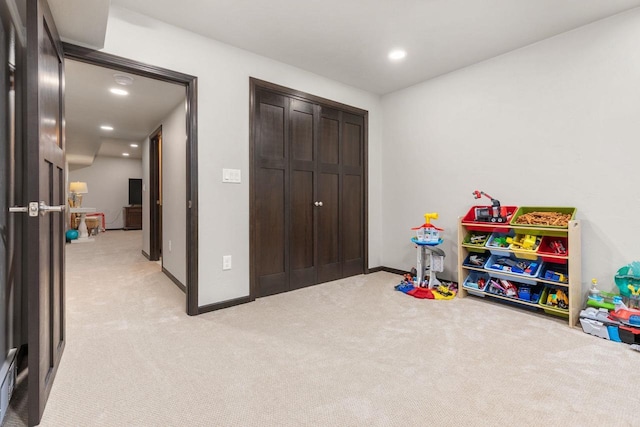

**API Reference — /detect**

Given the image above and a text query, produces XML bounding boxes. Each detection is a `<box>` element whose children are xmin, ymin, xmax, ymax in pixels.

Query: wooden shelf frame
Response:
<box><xmin>458</xmin><ymin>218</ymin><xmax>582</xmax><ymax>327</ymax></box>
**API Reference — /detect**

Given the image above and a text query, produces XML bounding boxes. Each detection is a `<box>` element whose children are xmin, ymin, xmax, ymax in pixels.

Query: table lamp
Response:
<box><xmin>69</xmin><ymin>181</ymin><xmax>88</xmax><ymax>207</ymax></box>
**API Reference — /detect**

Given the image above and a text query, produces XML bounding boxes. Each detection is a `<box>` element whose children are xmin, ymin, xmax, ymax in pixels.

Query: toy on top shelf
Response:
<box><xmin>472</xmin><ymin>190</ymin><xmax>508</xmax><ymax>223</ymax></box>
<box><xmin>614</xmin><ymin>261</ymin><xmax>640</xmax><ymax>309</ymax></box>
<box><xmin>411</xmin><ymin>212</ymin><xmax>443</xmax><ymax>245</ymax></box>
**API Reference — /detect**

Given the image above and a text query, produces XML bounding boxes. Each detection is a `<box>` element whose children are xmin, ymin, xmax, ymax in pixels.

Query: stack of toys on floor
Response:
<box><xmin>580</xmin><ymin>262</ymin><xmax>640</xmax><ymax>351</ymax></box>
<box><xmin>395</xmin><ymin>270</ymin><xmax>458</xmax><ymax>300</ymax></box>
<box><xmin>395</xmin><ymin>212</ymin><xmax>458</xmax><ymax>300</ymax></box>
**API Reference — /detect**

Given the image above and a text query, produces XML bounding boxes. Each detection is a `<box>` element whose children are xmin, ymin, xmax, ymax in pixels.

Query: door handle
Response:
<box><xmin>10</xmin><ymin>201</ymin><xmax>65</xmax><ymax>217</ymax></box>
<box><xmin>318</xmin><ymin>201</ymin><xmax>323</xmax><ymax>207</ymax></box>
<box><xmin>9</xmin><ymin>202</ymin><xmax>40</xmax><ymax>217</ymax></box>
<box><xmin>38</xmin><ymin>201</ymin><xmax>66</xmax><ymax>215</ymax></box>
<box><xmin>314</xmin><ymin>201</ymin><xmax>324</xmax><ymax>207</ymax></box>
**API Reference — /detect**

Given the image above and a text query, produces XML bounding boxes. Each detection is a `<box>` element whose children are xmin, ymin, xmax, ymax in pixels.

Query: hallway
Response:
<box><xmin>6</xmin><ymin>230</ymin><xmax>183</xmax><ymax>426</ymax></box>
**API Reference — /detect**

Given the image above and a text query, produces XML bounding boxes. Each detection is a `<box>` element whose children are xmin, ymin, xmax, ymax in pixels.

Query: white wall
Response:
<box><xmin>102</xmin><ymin>6</ymin><xmax>383</xmax><ymax>306</ymax></box>
<box><xmin>69</xmin><ymin>156</ymin><xmax>143</xmax><ymax>229</ymax></box>
<box><xmin>381</xmin><ymin>8</ymin><xmax>640</xmax><ymax>294</ymax></box>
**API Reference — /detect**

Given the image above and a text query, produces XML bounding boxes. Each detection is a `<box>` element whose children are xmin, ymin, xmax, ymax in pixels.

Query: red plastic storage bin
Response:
<box><xmin>461</xmin><ymin>205</ymin><xmax>518</xmax><ymax>232</ymax></box>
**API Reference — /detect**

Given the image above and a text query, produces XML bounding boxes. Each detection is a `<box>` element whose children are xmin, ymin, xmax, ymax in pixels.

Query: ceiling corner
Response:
<box><xmin>49</xmin><ymin>0</ymin><xmax>110</xmax><ymax>49</ymax></box>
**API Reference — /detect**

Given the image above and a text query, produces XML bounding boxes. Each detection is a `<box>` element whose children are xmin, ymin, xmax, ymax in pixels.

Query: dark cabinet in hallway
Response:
<box><xmin>251</xmin><ymin>81</ymin><xmax>367</xmax><ymax>298</ymax></box>
<box><xmin>124</xmin><ymin>205</ymin><xmax>142</xmax><ymax>230</ymax></box>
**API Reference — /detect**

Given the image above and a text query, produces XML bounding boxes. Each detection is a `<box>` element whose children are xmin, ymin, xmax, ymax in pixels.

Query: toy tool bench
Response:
<box><xmin>411</xmin><ymin>213</ymin><xmax>445</xmax><ymax>288</ymax></box>
<box><xmin>457</xmin><ymin>190</ymin><xmax>581</xmax><ymax>327</ymax></box>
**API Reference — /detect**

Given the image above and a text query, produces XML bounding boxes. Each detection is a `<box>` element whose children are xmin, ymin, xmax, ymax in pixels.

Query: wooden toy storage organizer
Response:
<box><xmin>457</xmin><ymin>218</ymin><xmax>582</xmax><ymax>327</ymax></box>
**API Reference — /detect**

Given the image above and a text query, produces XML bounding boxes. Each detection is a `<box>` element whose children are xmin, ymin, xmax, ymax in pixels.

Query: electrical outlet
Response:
<box><xmin>223</xmin><ymin>255</ymin><xmax>232</xmax><ymax>270</ymax></box>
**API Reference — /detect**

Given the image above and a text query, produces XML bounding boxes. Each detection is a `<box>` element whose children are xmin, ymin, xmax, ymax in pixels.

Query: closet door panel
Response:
<box><xmin>317</xmin><ymin>173</ymin><xmax>340</xmax><ymax>283</ymax></box>
<box><xmin>342</xmin><ymin>174</ymin><xmax>364</xmax><ymax>277</ymax></box>
<box><xmin>255</xmin><ymin>90</ymin><xmax>289</xmax><ymax>297</ymax></box>
<box><xmin>319</xmin><ymin>114</ymin><xmax>339</xmax><ymax>165</ymax></box>
<box><xmin>291</xmin><ymin>100</ymin><xmax>314</xmax><ymax>162</ymax></box>
<box><xmin>290</xmin><ymin>166</ymin><xmax>315</xmax><ymax>289</ymax></box>
<box><xmin>255</xmin><ymin>168</ymin><xmax>287</xmax><ymax>296</ymax></box>
<box><xmin>289</xmin><ymin>99</ymin><xmax>316</xmax><ymax>289</ymax></box>
<box><xmin>258</xmin><ymin>95</ymin><xmax>286</xmax><ymax>160</ymax></box>
<box><xmin>342</xmin><ymin>113</ymin><xmax>364</xmax><ymax>277</ymax></box>
<box><xmin>343</xmin><ymin>121</ymin><xmax>362</xmax><ymax>168</ymax></box>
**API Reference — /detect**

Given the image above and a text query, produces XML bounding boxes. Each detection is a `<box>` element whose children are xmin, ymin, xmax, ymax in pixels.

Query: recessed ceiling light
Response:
<box><xmin>100</xmin><ymin>125</ymin><xmax>114</xmax><ymax>131</ymax></box>
<box><xmin>388</xmin><ymin>49</ymin><xmax>407</xmax><ymax>61</ymax></box>
<box><xmin>130</xmin><ymin>143</ymin><xmax>138</xmax><ymax>148</ymax></box>
<box><xmin>122</xmin><ymin>153</ymin><xmax>130</xmax><ymax>157</ymax></box>
<box><xmin>113</xmin><ymin>74</ymin><xmax>134</xmax><ymax>86</ymax></box>
<box><xmin>109</xmin><ymin>88</ymin><xmax>129</xmax><ymax>96</ymax></box>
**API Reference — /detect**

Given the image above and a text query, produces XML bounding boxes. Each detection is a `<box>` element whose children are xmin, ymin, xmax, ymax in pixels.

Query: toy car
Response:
<box><xmin>544</xmin><ymin>270</ymin><xmax>568</xmax><ymax>283</ymax></box>
<box><xmin>547</xmin><ymin>288</ymin><xmax>569</xmax><ymax>309</ymax></box>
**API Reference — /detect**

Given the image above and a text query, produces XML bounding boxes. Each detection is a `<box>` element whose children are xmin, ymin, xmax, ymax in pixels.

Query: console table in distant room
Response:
<box><xmin>124</xmin><ymin>205</ymin><xmax>142</xmax><ymax>230</ymax></box>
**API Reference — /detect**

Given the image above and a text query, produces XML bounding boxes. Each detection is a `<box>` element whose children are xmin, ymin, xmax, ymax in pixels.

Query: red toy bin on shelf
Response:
<box><xmin>538</xmin><ymin>236</ymin><xmax>569</xmax><ymax>265</ymax></box>
<box><xmin>461</xmin><ymin>205</ymin><xmax>518</xmax><ymax>232</ymax></box>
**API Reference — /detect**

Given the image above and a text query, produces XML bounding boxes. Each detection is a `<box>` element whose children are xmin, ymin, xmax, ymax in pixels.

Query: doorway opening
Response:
<box><xmin>63</xmin><ymin>44</ymin><xmax>199</xmax><ymax>315</ymax></box>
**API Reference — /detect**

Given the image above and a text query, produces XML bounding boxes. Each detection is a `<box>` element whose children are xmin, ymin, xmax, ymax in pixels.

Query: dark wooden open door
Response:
<box><xmin>25</xmin><ymin>0</ymin><xmax>65</xmax><ymax>424</ymax></box>
<box><xmin>149</xmin><ymin>126</ymin><xmax>162</xmax><ymax>261</ymax></box>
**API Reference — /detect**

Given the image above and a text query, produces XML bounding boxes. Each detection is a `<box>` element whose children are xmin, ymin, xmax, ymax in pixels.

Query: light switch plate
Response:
<box><xmin>223</xmin><ymin>168</ymin><xmax>241</xmax><ymax>183</ymax></box>
<box><xmin>223</xmin><ymin>255</ymin><xmax>232</xmax><ymax>270</ymax></box>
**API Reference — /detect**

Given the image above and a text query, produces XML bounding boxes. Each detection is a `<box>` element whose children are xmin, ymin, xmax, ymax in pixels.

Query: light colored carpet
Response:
<box><xmin>5</xmin><ymin>230</ymin><xmax>639</xmax><ymax>426</ymax></box>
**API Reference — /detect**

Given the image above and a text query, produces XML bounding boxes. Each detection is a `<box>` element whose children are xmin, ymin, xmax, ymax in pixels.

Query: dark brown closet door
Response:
<box><xmin>251</xmin><ymin>79</ymin><xmax>367</xmax><ymax>299</ymax></box>
<box><xmin>317</xmin><ymin>107</ymin><xmax>341</xmax><ymax>283</ymax></box>
<box><xmin>289</xmin><ymin>99</ymin><xmax>316</xmax><ymax>290</ymax></box>
<box><xmin>341</xmin><ymin>112</ymin><xmax>365</xmax><ymax>277</ymax></box>
<box><xmin>254</xmin><ymin>90</ymin><xmax>289</xmax><ymax>296</ymax></box>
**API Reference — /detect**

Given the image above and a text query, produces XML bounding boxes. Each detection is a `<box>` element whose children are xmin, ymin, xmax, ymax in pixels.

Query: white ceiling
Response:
<box><xmin>51</xmin><ymin>0</ymin><xmax>640</xmax><ymax>166</ymax></box>
<box><xmin>107</xmin><ymin>0</ymin><xmax>640</xmax><ymax>94</ymax></box>
<box><xmin>65</xmin><ymin>59</ymin><xmax>185</xmax><ymax>167</ymax></box>
<box><xmin>49</xmin><ymin>0</ymin><xmax>110</xmax><ymax>49</ymax></box>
